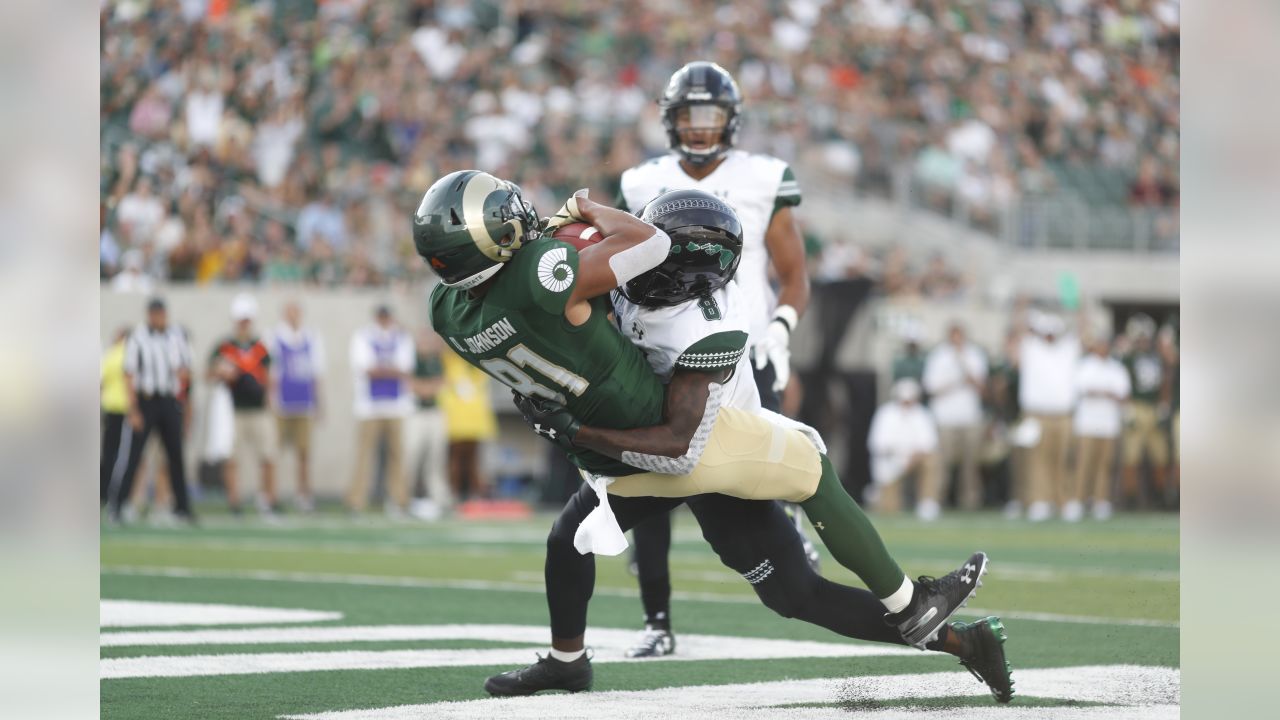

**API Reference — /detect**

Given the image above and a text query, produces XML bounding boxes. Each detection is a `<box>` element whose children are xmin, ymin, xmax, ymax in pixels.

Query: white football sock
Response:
<box><xmin>549</xmin><ymin>647</ymin><xmax>585</xmax><ymax>662</ymax></box>
<box><xmin>880</xmin><ymin>574</ymin><xmax>915</xmax><ymax>614</ymax></box>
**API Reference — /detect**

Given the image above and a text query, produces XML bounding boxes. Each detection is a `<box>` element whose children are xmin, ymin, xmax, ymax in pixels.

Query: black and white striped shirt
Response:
<box><xmin>124</xmin><ymin>324</ymin><xmax>192</xmax><ymax>396</ymax></box>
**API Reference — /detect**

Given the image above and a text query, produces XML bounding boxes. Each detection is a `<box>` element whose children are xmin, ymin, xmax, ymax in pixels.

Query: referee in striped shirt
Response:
<box><xmin>109</xmin><ymin>298</ymin><xmax>196</xmax><ymax>524</ymax></box>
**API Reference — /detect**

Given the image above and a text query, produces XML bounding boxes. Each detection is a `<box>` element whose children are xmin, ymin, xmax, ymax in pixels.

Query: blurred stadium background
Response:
<box><xmin>99</xmin><ymin>0</ymin><xmax>1179</xmax><ymax>717</ymax></box>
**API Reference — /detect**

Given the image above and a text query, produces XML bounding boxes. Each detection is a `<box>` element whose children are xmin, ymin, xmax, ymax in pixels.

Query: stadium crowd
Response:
<box><xmin>100</xmin><ymin>0</ymin><xmax>1180</xmax><ymax>287</ymax></box>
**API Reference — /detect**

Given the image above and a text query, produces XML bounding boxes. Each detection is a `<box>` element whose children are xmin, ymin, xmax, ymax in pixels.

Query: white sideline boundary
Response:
<box><xmin>100</xmin><ymin>600</ymin><xmax>342</xmax><ymax>627</ymax></box>
<box><xmin>279</xmin><ymin>665</ymin><xmax>1179</xmax><ymax>720</ymax></box>
<box><xmin>102</xmin><ymin>565</ymin><xmax>1180</xmax><ymax>628</ymax></box>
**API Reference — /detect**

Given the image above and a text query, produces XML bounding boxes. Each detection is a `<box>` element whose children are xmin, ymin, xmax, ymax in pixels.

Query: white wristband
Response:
<box><xmin>773</xmin><ymin>305</ymin><xmax>799</xmax><ymax>334</ymax></box>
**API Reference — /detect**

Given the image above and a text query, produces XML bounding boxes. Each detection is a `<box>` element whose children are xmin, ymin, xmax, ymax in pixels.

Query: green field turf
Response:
<box><xmin>100</xmin><ymin>508</ymin><xmax>1179</xmax><ymax>719</ymax></box>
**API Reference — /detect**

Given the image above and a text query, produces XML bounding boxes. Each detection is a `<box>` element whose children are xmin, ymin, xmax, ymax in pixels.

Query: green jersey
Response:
<box><xmin>1122</xmin><ymin>350</ymin><xmax>1164</xmax><ymax>404</ymax></box>
<box><xmin>430</xmin><ymin>237</ymin><xmax>666</xmax><ymax>476</ymax></box>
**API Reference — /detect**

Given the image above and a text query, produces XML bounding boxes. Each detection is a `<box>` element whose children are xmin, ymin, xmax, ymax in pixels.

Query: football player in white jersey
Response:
<box><xmin>487</xmin><ymin>190</ymin><xmax>1011</xmax><ymax>702</ymax></box>
<box><xmin>616</xmin><ymin>61</ymin><xmax>816</xmax><ymax>657</ymax></box>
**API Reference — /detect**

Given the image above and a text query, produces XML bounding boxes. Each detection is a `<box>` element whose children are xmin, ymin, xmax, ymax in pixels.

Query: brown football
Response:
<box><xmin>551</xmin><ymin>222</ymin><xmax>601</xmax><ymax>251</ymax></box>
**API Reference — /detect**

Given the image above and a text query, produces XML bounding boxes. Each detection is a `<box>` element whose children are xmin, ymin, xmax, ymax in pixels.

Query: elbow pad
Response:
<box><xmin>608</xmin><ymin>229</ymin><xmax>671</xmax><ymax>286</ymax></box>
<box><xmin>622</xmin><ymin>381</ymin><xmax>723</xmax><ymax>475</ymax></box>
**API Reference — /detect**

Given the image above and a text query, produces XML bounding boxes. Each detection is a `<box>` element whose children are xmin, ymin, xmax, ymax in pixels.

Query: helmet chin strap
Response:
<box><xmin>445</xmin><ymin>262</ymin><xmax>504</xmax><ymax>290</ymax></box>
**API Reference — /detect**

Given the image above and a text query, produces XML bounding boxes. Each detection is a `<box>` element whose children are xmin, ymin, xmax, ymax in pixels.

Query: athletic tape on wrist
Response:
<box><xmin>608</xmin><ymin>229</ymin><xmax>672</xmax><ymax>285</ymax></box>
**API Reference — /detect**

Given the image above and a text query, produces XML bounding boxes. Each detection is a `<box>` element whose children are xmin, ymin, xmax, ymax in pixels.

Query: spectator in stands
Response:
<box><xmin>1119</xmin><ymin>315</ymin><xmax>1170</xmax><ymax>509</ymax></box>
<box><xmin>923</xmin><ymin>322</ymin><xmax>988</xmax><ymax>511</ymax></box>
<box><xmin>210</xmin><ymin>294</ymin><xmax>278</xmax><ymax>517</ymax></box>
<box><xmin>100</xmin><ymin>1</ymin><xmax>1179</xmax><ymax>284</ymax></box>
<box><xmin>348</xmin><ymin>305</ymin><xmax>415</xmax><ymax>516</ymax></box>
<box><xmin>1016</xmin><ymin>312</ymin><xmax>1081</xmax><ymax>522</ymax></box>
<box><xmin>271</xmin><ymin>301</ymin><xmax>324</xmax><ymax>513</ymax></box>
<box><xmin>438</xmin><ymin>348</ymin><xmax>498</xmax><ymax>503</ymax></box>
<box><xmin>1068</xmin><ymin>336</ymin><xmax>1131</xmax><ymax>522</ymax></box>
<box><xmin>404</xmin><ymin>328</ymin><xmax>449</xmax><ymax>520</ymax></box>
<box><xmin>867</xmin><ymin>379</ymin><xmax>943</xmax><ymax>521</ymax></box>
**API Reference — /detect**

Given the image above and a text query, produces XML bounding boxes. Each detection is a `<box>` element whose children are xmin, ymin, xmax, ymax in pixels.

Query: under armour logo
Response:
<box><xmin>960</xmin><ymin>563</ymin><xmax>977</xmax><ymax>584</ymax></box>
<box><xmin>814</xmin><ymin>521</ymin><xmax>825</xmax><ymax>530</ymax></box>
<box><xmin>534</xmin><ymin>424</ymin><xmax>557</xmax><ymax>440</ymax></box>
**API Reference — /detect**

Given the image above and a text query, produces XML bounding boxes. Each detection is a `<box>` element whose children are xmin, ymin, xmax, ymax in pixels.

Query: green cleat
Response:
<box><xmin>950</xmin><ymin>616</ymin><xmax>1014</xmax><ymax>703</ymax></box>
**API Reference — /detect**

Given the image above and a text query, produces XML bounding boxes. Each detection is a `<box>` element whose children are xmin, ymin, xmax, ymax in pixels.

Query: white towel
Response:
<box><xmin>203</xmin><ymin>384</ymin><xmax>235</xmax><ymax>461</ymax></box>
<box><xmin>573</xmin><ymin>472</ymin><xmax>629</xmax><ymax>556</ymax></box>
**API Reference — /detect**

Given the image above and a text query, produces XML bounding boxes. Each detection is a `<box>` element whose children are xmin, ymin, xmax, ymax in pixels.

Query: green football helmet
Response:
<box><xmin>413</xmin><ymin>170</ymin><xmax>543</xmax><ymax>289</ymax></box>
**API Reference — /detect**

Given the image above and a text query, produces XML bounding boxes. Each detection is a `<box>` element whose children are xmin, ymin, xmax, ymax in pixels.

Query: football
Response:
<box><xmin>551</xmin><ymin>222</ymin><xmax>601</xmax><ymax>251</ymax></box>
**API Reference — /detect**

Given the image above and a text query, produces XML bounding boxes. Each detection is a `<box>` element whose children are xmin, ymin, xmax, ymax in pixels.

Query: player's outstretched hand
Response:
<box><xmin>512</xmin><ymin>390</ymin><xmax>581</xmax><ymax>451</ymax></box>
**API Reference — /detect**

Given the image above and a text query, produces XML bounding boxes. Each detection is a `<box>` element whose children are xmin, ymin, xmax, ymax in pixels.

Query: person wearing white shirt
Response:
<box><xmin>348</xmin><ymin>305</ymin><xmax>415</xmax><ymax>515</ymax></box>
<box><xmin>1068</xmin><ymin>337</ymin><xmax>1130</xmax><ymax>522</ymax></box>
<box><xmin>271</xmin><ymin>301</ymin><xmax>325</xmax><ymax>513</ymax></box>
<box><xmin>867</xmin><ymin>379</ymin><xmax>944</xmax><ymax>521</ymax></box>
<box><xmin>1016</xmin><ymin>313</ymin><xmax>1081</xmax><ymax>522</ymax></box>
<box><xmin>923</xmin><ymin>323</ymin><xmax>988</xmax><ymax>511</ymax></box>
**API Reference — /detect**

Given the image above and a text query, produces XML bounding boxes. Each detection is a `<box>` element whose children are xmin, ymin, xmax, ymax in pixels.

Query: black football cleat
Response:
<box><xmin>625</xmin><ymin>626</ymin><xmax>676</xmax><ymax>658</ymax></box>
<box><xmin>951</xmin><ymin>616</ymin><xmax>1015</xmax><ymax>703</ymax></box>
<box><xmin>887</xmin><ymin>551</ymin><xmax>989</xmax><ymax>648</ymax></box>
<box><xmin>483</xmin><ymin>652</ymin><xmax>593</xmax><ymax>696</ymax></box>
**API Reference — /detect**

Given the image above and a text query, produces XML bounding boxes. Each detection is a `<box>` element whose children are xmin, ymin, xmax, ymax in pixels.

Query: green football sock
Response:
<box><xmin>799</xmin><ymin>453</ymin><xmax>906</xmax><ymax>598</ymax></box>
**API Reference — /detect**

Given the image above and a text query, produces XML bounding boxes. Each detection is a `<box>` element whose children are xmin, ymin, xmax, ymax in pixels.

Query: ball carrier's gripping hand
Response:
<box><xmin>557</xmin><ymin>192</ymin><xmax>671</xmax><ymax>324</ymax></box>
<box><xmin>543</xmin><ymin>188</ymin><xmax>591</xmax><ymax>234</ymax></box>
<box><xmin>513</xmin><ymin>391</ymin><xmax>581</xmax><ymax>452</ymax></box>
<box><xmin>752</xmin><ymin>305</ymin><xmax>799</xmax><ymax>392</ymax></box>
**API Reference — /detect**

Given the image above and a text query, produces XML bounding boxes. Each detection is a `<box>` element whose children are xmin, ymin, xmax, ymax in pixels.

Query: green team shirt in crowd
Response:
<box><xmin>1122</xmin><ymin>350</ymin><xmax>1164</xmax><ymax>404</ymax></box>
<box><xmin>429</xmin><ymin>237</ymin><xmax>666</xmax><ymax>476</ymax></box>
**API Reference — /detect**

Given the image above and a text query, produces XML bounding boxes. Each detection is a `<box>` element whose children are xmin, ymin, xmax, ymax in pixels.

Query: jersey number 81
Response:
<box><xmin>479</xmin><ymin>343</ymin><xmax>590</xmax><ymax>404</ymax></box>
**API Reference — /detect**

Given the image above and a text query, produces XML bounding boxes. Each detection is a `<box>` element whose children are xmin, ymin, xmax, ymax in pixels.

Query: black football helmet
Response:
<box><xmin>622</xmin><ymin>189</ymin><xmax>743</xmax><ymax>308</ymax></box>
<box><xmin>659</xmin><ymin>61</ymin><xmax>742</xmax><ymax>167</ymax></box>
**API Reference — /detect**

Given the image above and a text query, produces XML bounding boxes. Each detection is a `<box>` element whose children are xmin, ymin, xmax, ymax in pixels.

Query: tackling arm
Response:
<box><xmin>572</xmin><ymin>368</ymin><xmax>730</xmax><ymax>466</ymax></box>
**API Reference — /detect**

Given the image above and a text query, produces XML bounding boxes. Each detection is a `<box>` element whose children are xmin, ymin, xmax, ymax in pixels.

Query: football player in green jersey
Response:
<box><xmin>417</xmin><ymin>173</ymin><xmax>1007</xmax><ymax>701</ymax></box>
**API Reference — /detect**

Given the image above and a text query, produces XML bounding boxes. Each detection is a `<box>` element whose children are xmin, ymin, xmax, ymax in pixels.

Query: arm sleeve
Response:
<box><xmin>772</xmin><ymin>165</ymin><xmax>802</xmax><ymax>215</ymax></box>
<box><xmin>524</xmin><ymin>241</ymin><xmax>582</xmax><ymax>316</ymax></box>
<box><xmin>674</xmin><ymin>331</ymin><xmax>749</xmax><ymax>373</ymax></box>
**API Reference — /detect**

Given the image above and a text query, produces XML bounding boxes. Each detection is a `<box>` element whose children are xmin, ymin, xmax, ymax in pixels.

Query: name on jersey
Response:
<box><xmin>460</xmin><ymin>318</ymin><xmax>517</xmax><ymax>354</ymax></box>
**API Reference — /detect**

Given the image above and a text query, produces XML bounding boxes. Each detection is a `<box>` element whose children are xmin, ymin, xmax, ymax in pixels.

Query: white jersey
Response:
<box><xmin>611</xmin><ymin>280</ymin><xmax>761</xmax><ymax>415</ymax></box>
<box><xmin>619</xmin><ymin>150</ymin><xmax>801</xmax><ymax>345</ymax></box>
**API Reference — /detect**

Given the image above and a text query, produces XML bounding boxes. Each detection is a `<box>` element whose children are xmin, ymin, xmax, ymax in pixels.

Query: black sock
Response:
<box><xmin>644</xmin><ymin>611</ymin><xmax>670</xmax><ymax>632</ymax></box>
<box><xmin>925</xmin><ymin>624</ymin><xmax>950</xmax><ymax>653</ymax></box>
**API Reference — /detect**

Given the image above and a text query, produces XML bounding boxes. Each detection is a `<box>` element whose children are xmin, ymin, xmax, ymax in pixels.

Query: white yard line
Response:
<box><xmin>99</xmin><ymin>624</ymin><xmax>919</xmax><ymax>656</ymax></box>
<box><xmin>279</xmin><ymin>665</ymin><xmax>1179</xmax><ymax>720</ymax></box>
<box><xmin>100</xmin><ymin>600</ymin><xmax>341</xmax><ymax>628</ymax></box>
<box><xmin>100</xmin><ymin>626</ymin><xmax>915</xmax><ymax>679</ymax></box>
<box><xmin>102</xmin><ymin>565</ymin><xmax>1179</xmax><ymax>628</ymax></box>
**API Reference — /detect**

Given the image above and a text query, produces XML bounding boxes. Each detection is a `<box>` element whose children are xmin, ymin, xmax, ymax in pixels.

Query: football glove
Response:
<box><xmin>512</xmin><ymin>391</ymin><xmax>581</xmax><ymax>451</ymax></box>
<box><xmin>542</xmin><ymin>188</ymin><xmax>591</xmax><ymax>233</ymax></box>
<box><xmin>752</xmin><ymin>305</ymin><xmax>799</xmax><ymax>393</ymax></box>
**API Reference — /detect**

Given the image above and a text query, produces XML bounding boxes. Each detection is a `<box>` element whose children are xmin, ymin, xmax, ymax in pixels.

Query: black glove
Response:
<box><xmin>512</xmin><ymin>391</ymin><xmax>581</xmax><ymax>451</ymax></box>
